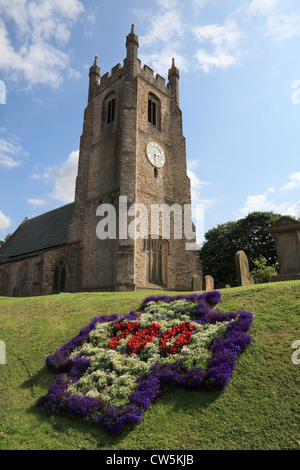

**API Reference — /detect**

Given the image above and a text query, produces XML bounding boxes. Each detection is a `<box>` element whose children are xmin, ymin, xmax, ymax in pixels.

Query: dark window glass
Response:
<box><xmin>53</xmin><ymin>260</ymin><xmax>67</xmax><ymax>293</ymax></box>
<box><xmin>107</xmin><ymin>98</ymin><xmax>115</xmax><ymax>124</ymax></box>
<box><xmin>148</xmin><ymin>98</ymin><xmax>156</xmax><ymax>126</ymax></box>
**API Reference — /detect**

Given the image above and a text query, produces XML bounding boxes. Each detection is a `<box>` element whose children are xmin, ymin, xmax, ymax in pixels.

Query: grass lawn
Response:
<box><xmin>0</xmin><ymin>281</ymin><xmax>299</xmax><ymax>450</ymax></box>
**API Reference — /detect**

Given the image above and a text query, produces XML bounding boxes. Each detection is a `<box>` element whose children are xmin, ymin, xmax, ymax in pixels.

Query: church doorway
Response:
<box><xmin>53</xmin><ymin>258</ymin><xmax>68</xmax><ymax>293</ymax></box>
<box><xmin>145</xmin><ymin>239</ymin><xmax>167</xmax><ymax>286</ymax></box>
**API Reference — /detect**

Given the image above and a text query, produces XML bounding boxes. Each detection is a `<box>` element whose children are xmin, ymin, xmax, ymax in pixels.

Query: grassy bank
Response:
<box><xmin>0</xmin><ymin>281</ymin><xmax>299</xmax><ymax>450</ymax></box>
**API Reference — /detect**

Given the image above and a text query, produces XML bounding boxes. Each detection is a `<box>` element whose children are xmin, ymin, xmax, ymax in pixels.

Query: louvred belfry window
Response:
<box><xmin>148</xmin><ymin>92</ymin><xmax>161</xmax><ymax>129</ymax></box>
<box><xmin>148</xmin><ymin>98</ymin><xmax>156</xmax><ymax>126</ymax></box>
<box><xmin>107</xmin><ymin>97</ymin><xmax>115</xmax><ymax>124</ymax></box>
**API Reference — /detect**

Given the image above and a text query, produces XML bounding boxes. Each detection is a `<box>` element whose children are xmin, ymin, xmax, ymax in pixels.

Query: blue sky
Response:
<box><xmin>1</xmin><ymin>0</ymin><xmax>300</xmax><ymax>245</ymax></box>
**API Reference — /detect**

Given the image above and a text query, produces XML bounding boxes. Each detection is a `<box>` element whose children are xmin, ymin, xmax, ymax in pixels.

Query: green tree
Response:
<box><xmin>198</xmin><ymin>212</ymin><xmax>283</xmax><ymax>288</ymax></box>
<box><xmin>250</xmin><ymin>255</ymin><xmax>278</xmax><ymax>284</ymax></box>
<box><xmin>0</xmin><ymin>233</ymin><xmax>12</xmax><ymax>249</ymax></box>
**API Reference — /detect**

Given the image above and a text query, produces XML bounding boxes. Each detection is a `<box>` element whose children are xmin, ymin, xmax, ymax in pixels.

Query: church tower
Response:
<box><xmin>67</xmin><ymin>25</ymin><xmax>202</xmax><ymax>292</ymax></box>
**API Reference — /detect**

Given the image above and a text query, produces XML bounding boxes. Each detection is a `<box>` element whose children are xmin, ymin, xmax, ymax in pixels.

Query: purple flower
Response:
<box><xmin>38</xmin><ymin>292</ymin><xmax>254</xmax><ymax>433</ymax></box>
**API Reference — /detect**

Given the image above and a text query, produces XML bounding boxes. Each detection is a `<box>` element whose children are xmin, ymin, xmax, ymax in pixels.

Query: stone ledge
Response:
<box><xmin>271</xmin><ymin>274</ymin><xmax>300</xmax><ymax>282</ymax></box>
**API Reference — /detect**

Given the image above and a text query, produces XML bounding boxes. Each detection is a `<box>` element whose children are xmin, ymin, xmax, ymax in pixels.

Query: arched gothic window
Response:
<box><xmin>148</xmin><ymin>92</ymin><xmax>161</xmax><ymax>129</ymax></box>
<box><xmin>103</xmin><ymin>91</ymin><xmax>116</xmax><ymax>127</ymax></box>
<box><xmin>53</xmin><ymin>258</ymin><xmax>68</xmax><ymax>294</ymax></box>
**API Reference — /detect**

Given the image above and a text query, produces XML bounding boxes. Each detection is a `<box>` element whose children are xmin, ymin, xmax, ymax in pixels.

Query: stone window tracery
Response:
<box><xmin>53</xmin><ymin>258</ymin><xmax>68</xmax><ymax>294</ymax></box>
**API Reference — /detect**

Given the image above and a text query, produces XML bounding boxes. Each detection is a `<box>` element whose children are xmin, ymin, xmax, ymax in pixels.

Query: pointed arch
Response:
<box><xmin>53</xmin><ymin>258</ymin><xmax>69</xmax><ymax>294</ymax></box>
<box><xmin>148</xmin><ymin>92</ymin><xmax>161</xmax><ymax>130</ymax></box>
<box><xmin>145</xmin><ymin>237</ymin><xmax>168</xmax><ymax>286</ymax></box>
<box><xmin>103</xmin><ymin>91</ymin><xmax>116</xmax><ymax>127</ymax></box>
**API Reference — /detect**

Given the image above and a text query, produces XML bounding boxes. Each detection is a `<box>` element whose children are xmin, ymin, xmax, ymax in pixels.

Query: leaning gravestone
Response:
<box><xmin>235</xmin><ymin>250</ymin><xmax>252</xmax><ymax>286</ymax></box>
<box><xmin>204</xmin><ymin>275</ymin><xmax>214</xmax><ymax>291</ymax></box>
<box><xmin>192</xmin><ymin>274</ymin><xmax>202</xmax><ymax>291</ymax></box>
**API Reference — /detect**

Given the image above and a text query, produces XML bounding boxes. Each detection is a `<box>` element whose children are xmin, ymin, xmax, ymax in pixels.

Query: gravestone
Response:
<box><xmin>235</xmin><ymin>250</ymin><xmax>252</xmax><ymax>286</ymax></box>
<box><xmin>204</xmin><ymin>275</ymin><xmax>214</xmax><ymax>291</ymax></box>
<box><xmin>269</xmin><ymin>216</ymin><xmax>300</xmax><ymax>281</ymax></box>
<box><xmin>192</xmin><ymin>274</ymin><xmax>202</xmax><ymax>291</ymax></box>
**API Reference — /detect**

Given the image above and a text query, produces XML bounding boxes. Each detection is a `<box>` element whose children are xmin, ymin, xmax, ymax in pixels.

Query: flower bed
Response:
<box><xmin>38</xmin><ymin>291</ymin><xmax>254</xmax><ymax>434</ymax></box>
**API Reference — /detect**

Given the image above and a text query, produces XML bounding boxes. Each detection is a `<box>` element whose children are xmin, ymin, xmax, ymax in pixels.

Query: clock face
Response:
<box><xmin>146</xmin><ymin>141</ymin><xmax>165</xmax><ymax>168</ymax></box>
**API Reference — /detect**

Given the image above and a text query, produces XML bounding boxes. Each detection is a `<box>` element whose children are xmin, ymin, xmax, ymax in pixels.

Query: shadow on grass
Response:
<box><xmin>158</xmin><ymin>383</ymin><xmax>221</xmax><ymax>414</ymax></box>
<box><xmin>21</xmin><ymin>365</ymin><xmax>56</xmax><ymax>391</ymax></box>
<box><xmin>20</xmin><ymin>366</ymin><xmax>222</xmax><ymax>448</ymax></box>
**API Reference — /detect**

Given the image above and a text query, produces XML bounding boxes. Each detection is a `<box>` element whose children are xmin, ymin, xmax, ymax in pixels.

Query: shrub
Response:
<box><xmin>250</xmin><ymin>255</ymin><xmax>278</xmax><ymax>284</ymax></box>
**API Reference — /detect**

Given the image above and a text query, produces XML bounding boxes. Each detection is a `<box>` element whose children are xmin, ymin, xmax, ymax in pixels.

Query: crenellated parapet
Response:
<box><xmin>88</xmin><ymin>25</ymin><xmax>179</xmax><ymax>103</ymax></box>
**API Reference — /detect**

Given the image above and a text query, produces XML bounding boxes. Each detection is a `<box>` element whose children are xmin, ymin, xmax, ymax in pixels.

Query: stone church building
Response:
<box><xmin>0</xmin><ymin>26</ymin><xmax>202</xmax><ymax>297</ymax></box>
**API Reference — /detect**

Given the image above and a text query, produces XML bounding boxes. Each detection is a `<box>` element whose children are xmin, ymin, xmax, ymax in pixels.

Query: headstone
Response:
<box><xmin>235</xmin><ymin>250</ymin><xmax>252</xmax><ymax>286</ymax></box>
<box><xmin>269</xmin><ymin>217</ymin><xmax>300</xmax><ymax>281</ymax></box>
<box><xmin>204</xmin><ymin>275</ymin><xmax>214</xmax><ymax>291</ymax></box>
<box><xmin>192</xmin><ymin>274</ymin><xmax>202</xmax><ymax>291</ymax></box>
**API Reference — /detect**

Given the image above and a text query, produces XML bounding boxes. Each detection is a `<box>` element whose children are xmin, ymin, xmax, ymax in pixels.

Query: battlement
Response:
<box><xmin>95</xmin><ymin>61</ymin><xmax>172</xmax><ymax>98</ymax></box>
<box><xmin>97</xmin><ymin>63</ymin><xmax>123</xmax><ymax>91</ymax></box>
<box><xmin>139</xmin><ymin>65</ymin><xmax>169</xmax><ymax>94</ymax></box>
<box><xmin>89</xmin><ymin>26</ymin><xmax>178</xmax><ymax>103</ymax></box>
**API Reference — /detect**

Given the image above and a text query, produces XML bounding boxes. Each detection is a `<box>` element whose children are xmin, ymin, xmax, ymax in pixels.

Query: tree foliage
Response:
<box><xmin>250</xmin><ymin>255</ymin><xmax>278</xmax><ymax>284</ymax></box>
<box><xmin>198</xmin><ymin>212</ymin><xmax>283</xmax><ymax>288</ymax></box>
<box><xmin>0</xmin><ymin>233</ymin><xmax>12</xmax><ymax>249</ymax></box>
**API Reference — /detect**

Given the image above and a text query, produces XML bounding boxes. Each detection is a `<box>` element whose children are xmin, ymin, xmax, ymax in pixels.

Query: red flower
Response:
<box><xmin>107</xmin><ymin>320</ymin><xmax>195</xmax><ymax>357</ymax></box>
<box><xmin>159</xmin><ymin>321</ymin><xmax>195</xmax><ymax>356</ymax></box>
<box><xmin>107</xmin><ymin>321</ymin><xmax>160</xmax><ymax>355</ymax></box>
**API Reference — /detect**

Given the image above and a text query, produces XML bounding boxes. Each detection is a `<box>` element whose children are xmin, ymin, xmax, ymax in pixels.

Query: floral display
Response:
<box><xmin>38</xmin><ymin>291</ymin><xmax>254</xmax><ymax>434</ymax></box>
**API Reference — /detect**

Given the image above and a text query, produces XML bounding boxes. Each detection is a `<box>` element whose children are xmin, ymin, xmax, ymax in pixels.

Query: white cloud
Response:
<box><xmin>43</xmin><ymin>150</ymin><xmax>78</xmax><ymax>203</ymax></box>
<box><xmin>239</xmin><ymin>172</ymin><xmax>300</xmax><ymax>220</ymax></box>
<box><xmin>156</xmin><ymin>0</ymin><xmax>179</xmax><ymax>9</ymax></box>
<box><xmin>248</xmin><ymin>0</ymin><xmax>281</xmax><ymax>16</ymax></box>
<box><xmin>136</xmin><ymin>2</ymin><xmax>186</xmax><ymax>76</ymax></box>
<box><xmin>187</xmin><ymin>163</ymin><xmax>218</xmax><ymax>209</ymax></box>
<box><xmin>0</xmin><ymin>209</ymin><xmax>12</xmax><ymax>229</ymax></box>
<box><xmin>193</xmin><ymin>19</ymin><xmax>244</xmax><ymax>72</ymax></box>
<box><xmin>0</xmin><ymin>136</ymin><xmax>28</xmax><ymax>168</ymax></box>
<box><xmin>286</xmin><ymin>200</ymin><xmax>300</xmax><ymax>219</ymax></box>
<box><xmin>26</xmin><ymin>198</ymin><xmax>46</xmax><ymax>206</ymax></box>
<box><xmin>237</xmin><ymin>188</ymin><xmax>290</xmax><ymax>218</ymax></box>
<box><xmin>187</xmin><ymin>168</ymin><xmax>210</xmax><ymax>192</ymax></box>
<box><xmin>265</xmin><ymin>13</ymin><xmax>300</xmax><ymax>41</ymax></box>
<box><xmin>140</xmin><ymin>8</ymin><xmax>184</xmax><ymax>48</ymax></box>
<box><xmin>193</xmin><ymin>0</ymin><xmax>213</xmax><ymax>8</ymax></box>
<box><xmin>193</xmin><ymin>20</ymin><xmax>243</xmax><ymax>48</ymax></box>
<box><xmin>280</xmin><ymin>171</ymin><xmax>300</xmax><ymax>190</ymax></box>
<box><xmin>0</xmin><ymin>0</ymin><xmax>84</xmax><ymax>88</ymax></box>
<box><xmin>187</xmin><ymin>162</ymin><xmax>218</xmax><ymax>245</ymax></box>
<box><xmin>194</xmin><ymin>49</ymin><xmax>238</xmax><ymax>73</ymax></box>
<box><xmin>140</xmin><ymin>46</ymin><xmax>188</xmax><ymax>77</ymax></box>
<box><xmin>242</xmin><ymin>0</ymin><xmax>300</xmax><ymax>42</ymax></box>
